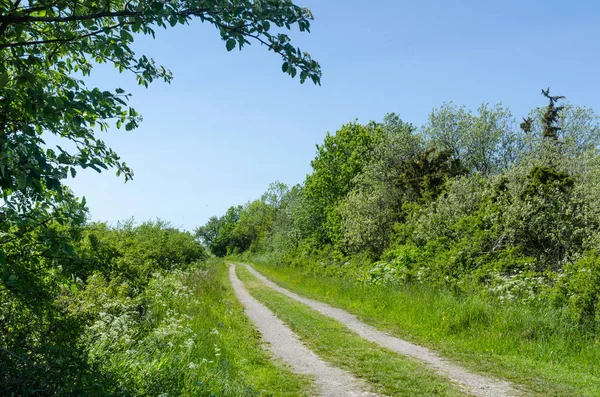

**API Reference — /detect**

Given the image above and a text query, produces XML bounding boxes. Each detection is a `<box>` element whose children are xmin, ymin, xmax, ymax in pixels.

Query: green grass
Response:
<box><xmin>199</xmin><ymin>260</ymin><xmax>315</xmax><ymax>396</ymax></box>
<box><xmin>236</xmin><ymin>264</ymin><xmax>467</xmax><ymax>397</ymax></box>
<box><xmin>241</xmin><ymin>260</ymin><xmax>600</xmax><ymax>397</ymax></box>
<box><xmin>93</xmin><ymin>259</ymin><xmax>314</xmax><ymax>396</ymax></box>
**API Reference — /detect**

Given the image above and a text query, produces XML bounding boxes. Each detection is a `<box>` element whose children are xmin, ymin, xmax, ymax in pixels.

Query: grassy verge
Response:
<box><xmin>90</xmin><ymin>259</ymin><xmax>313</xmax><ymax>396</ymax></box>
<box><xmin>236</xmin><ymin>264</ymin><xmax>466</xmax><ymax>397</ymax></box>
<box><xmin>241</xmin><ymin>260</ymin><xmax>600</xmax><ymax>397</ymax></box>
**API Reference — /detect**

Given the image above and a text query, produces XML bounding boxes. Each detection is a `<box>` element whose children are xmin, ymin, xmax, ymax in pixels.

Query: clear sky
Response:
<box><xmin>64</xmin><ymin>0</ymin><xmax>600</xmax><ymax>231</ymax></box>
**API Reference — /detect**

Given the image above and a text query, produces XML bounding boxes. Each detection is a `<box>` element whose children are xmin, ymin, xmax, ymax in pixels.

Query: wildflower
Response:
<box><xmin>182</xmin><ymin>338</ymin><xmax>195</xmax><ymax>349</ymax></box>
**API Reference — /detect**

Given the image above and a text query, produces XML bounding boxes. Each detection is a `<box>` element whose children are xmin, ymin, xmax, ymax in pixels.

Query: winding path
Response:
<box><xmin>241</xmin><ymin>263</ymin><xmax>521</xmax><ymax>397</ymax></box>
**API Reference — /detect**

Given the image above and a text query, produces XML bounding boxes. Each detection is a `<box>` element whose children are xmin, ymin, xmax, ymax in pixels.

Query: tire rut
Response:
<box><xmin>229</xmin><ymin>264</ymin><xmax>379</xmax><ymax>397</ymax></box>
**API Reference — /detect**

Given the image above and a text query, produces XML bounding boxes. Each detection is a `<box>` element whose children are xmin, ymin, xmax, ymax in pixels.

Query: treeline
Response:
<box><xmin>198</xmin><ymin>90</ymin><xmax>600</xmax><ymax>327</ymax></box>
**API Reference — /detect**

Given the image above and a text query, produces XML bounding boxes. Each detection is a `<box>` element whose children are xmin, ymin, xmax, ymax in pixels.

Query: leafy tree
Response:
<box><xmin>195</xmin><ymin>215</ymin><xmax>221</xmax><ymax>247</ymax></box>
<box><xmin>231</xmin><ymin>199</ymin><xmax>275</xmax><ymax>252</ymax></box>
<box><xmin>339</xmin><ymin>114</ymin><xmax>420</xmax><ymax>257</ymax></box>
<box><xmin>0</xmin><ymin>0</ymin><xmax>321</xmax><ymax>289</ymax></box>
<box><xmin>498</xmin><ymin>90</ymin><xmax>594</xmax><ymax>268</ymax></box>
<box><xmin>341</xmin><ymin>146</ymin><xmax>465</xmax><ymax>258</ymax></box>
<box><xmin>271</xmin><ymin>183</ymin><xmax>316</xmax><ymax>251</ymax></box>
<box><xmin>198</xmin><ymin>205</ymin><xmax>242</xmax><ymax>257</ymax></box>
<box><xmin>261</xmin><ymin>180</ymin><xmax>290</xmax><ymax>209</ymax></box>
<box><xmin>267</xmin><ymin>183</ymin><xmax>300</xmax><ymax>252</ymax></box>
<box><xmin>423</xmin><ymin>102</ymin><xmax>521</xmax><ymax>175</ymax></box>
<box><xmin>304</xmin><ymin>121</ymin><xmax>384</xmax><ymax>246</ymax></box>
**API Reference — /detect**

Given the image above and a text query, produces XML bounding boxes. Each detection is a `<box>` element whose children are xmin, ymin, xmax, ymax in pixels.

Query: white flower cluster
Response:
<box><xmin>485</xmin><ymin>269</ymin><xmax>547</xmax><ymax>304</ymax></box>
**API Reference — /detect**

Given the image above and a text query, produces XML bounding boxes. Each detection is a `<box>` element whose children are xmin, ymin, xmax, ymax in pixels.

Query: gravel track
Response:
<box><xmin>241</xmin><ymin>263</ymin><xmax>521</xmax><ymax>397</ymax></box>
<box><xmin>228</xmin><ymin>264</ymin><xmax>379</xmax><ymax>397</ymax></box>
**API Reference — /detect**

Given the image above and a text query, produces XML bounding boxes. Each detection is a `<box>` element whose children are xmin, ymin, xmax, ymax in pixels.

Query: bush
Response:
<box><xmin>551</xmin><ymin>251</ymin><xmax>600</xmax><ymax>327</ymax></box>
<box><xmin>0</xmin><ymin>219</ymin><xmax>206</xmax><ymax>396</ymax></box>
<box><xmin>362</xmin><ymin>245</ymin><xmax>421</xmax><ymax>285</ymax></box>
<box><xmin>77</xmin><ymin>219</ymin><xmax>206</xmax><ymax>287</ymax></box>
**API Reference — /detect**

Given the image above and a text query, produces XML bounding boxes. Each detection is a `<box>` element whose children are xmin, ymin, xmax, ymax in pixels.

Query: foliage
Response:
<box><xmin>261</xmin><ymin>180</ymin><xmax>290</xmax><ymax>209</ymax></box>
<box><xmin>423</xmin><ymin>102</ymin><xmax>521</xmax><ymax>174</ymax></box>
<box><xmin>77</xmin><ymin>261</ymin><xmax>310</xmax><ymax>396</ymax></box>
<box><xmin>1</xmin><ymin>2</ymin><xmax>321</xmax><ymax>392</ymax></box>
<box><xmin>303</xmin><ymin>121</ymin><xmax>385</xmax><ymax>246</ymax></box>
<box><xmin>77</xmin><ymin>219</ymin><xmax>206</xmax><ymax>287</ymax></box>
<box><xmin>232</xmin><ymin>199</ymin><xmax>276</xmax><ymax>253</ymax></box>
<box><xmin>551</xmin><ymin>251</ymin><xmax>600</xmax><ymax>327</ymax></box>
<box><xmin>337</xmin><ymin>116</ymin><xmax>465</xmax><ymax>259</ymax></box>
<box><xmin>0</xmin><ymin>220</ymin><xmax>205</xmax><ymax>396</ymax></box>
<box><xmin>196</xmin><ymin>205</ymin><xmax>241</xmax><ymax>256</ymax></box>
<box><xmin>337</xmin><ymin>115</ymin><xmax>418</xmax><ymax>257</ymax></box>
<box><xmin>205</xmin><ymin>88</ymin><xmax>600</xmax><ymax>328</ymax></box>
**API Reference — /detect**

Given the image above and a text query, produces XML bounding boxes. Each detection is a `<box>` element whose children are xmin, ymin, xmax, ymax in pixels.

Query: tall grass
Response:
<box><xmin>248</xmin><ymin>260</ymin><xmax>600</xmax><ymax>396</ymax></box>
<box><xmin>87</xmin><ymin>259</ymin><xmax>311</xmax><ymax>396</ymax></box>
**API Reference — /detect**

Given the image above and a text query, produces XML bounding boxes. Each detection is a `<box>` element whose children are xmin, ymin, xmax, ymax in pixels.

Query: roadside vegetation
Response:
<box><xmin>1</xmin><ymin>0</ymin><xmax>321</xmax><ymax>394</ymax></box>
<box><xmin>200</xmin><ymin>89</ymin><xmax>600</xmax><ymax>395</ymax></box>
<box><xmin>246</xmin><ymin>260</ymin><xmax>600</xmax><ymax>397</ymax></box>
<box><xmin>2</xmin><ymin>221</ymin><xmax>312</xmax><ymax>396</ymax></box>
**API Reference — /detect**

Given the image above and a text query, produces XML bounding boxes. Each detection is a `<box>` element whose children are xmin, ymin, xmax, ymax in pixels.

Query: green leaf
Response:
<box><xmin>17</xmin><ymin>173</ymin><xmax>26</xmax><ymax>189</ymax></box>
<box><xmin>116</xmin><ymin>88</ymin><xmax>125</xmax><ymax>94</ymax></box>
<box><xmin>0</xmin><ymin>71</ymin><xmax>8</xmax><ymax>88</ymax></box>
<box><xmin>300</xmin><ymin>70</ymin><xmax>308</xmax><ymax>83</ymax></box>
<box><xmin>0</xmin><ymin>250</ymin><xmax>6</xmax><ymax>272</ymax></box>
<box><xmin>282</xmin><ymin>62</ymin><xmax>289</xmax><ymax>73</ymax></box>
<box><xmin>226</xmin><ymin>39</ymin><xmax>236</xmax><ymax>52</ymax></box>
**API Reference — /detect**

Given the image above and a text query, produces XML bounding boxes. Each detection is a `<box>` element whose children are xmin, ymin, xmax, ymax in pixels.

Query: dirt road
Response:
<box><xmin>229</xmin><ymin>264</ymin><xmax>379</xmax><ymax>397</ymax></box>
<box><xmin>241</xmin><ymin>263</ymin><xmax>521</xmax><ymax>397</ymax></box>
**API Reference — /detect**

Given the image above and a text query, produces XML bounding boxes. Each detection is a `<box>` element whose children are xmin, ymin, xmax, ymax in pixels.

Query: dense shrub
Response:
<box><xmin>1</xmin><ymin>220</ymin><xmax>206</xmax><ymax>396</ymax></box>
<box><xmin>551</xmin><ymin>251</ymin><xmax>600</xmax><ymax>328</ymax></box>
<box><xmin>77</xmin><ymin>220</ymin><xmax>206</xmax><ymax>287</ymax></box>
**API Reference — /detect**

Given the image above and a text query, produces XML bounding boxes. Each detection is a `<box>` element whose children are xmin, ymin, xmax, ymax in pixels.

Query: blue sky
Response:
<box><xmin>64</xmin><ymin>0</ymin><xmax>600</xmax><ymax>230</ymax></box>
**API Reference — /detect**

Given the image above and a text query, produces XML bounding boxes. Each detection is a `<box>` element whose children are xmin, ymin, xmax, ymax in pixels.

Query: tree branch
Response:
<box><xmin>0</xmin><ymin>9</ymin><xmax>137</xmax><ymax>24</ymax></box>
<box><xmin>0</xmin><ymin>0</ymin><xmax>22</xmax><ymax>37</ymax></box>
<box><xmin>1</xmin><ymin>20</ymin><xmax>132</xmax><ymax>49</ymax></box>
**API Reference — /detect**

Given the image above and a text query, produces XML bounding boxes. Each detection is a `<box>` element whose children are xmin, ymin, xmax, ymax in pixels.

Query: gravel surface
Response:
<box><xmin>242</xmin><ymin>263</ymin><xmax>522</xmax><ymax>397</ymax></box>
<box><xmin>229</xmin><ymin>264</ymin><xmax>379</xmax><ymax>397</ymax></box>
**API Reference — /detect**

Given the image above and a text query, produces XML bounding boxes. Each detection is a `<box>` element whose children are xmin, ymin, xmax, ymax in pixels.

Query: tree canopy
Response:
<box><xmin>0</xmin><ymin>0</ymin><xmax>321</xmax><ymax>210</ymax></box>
